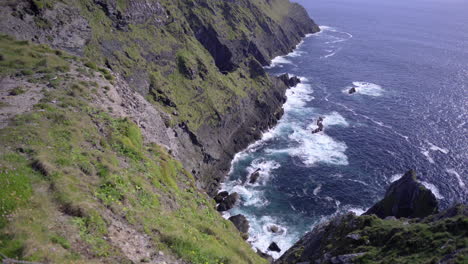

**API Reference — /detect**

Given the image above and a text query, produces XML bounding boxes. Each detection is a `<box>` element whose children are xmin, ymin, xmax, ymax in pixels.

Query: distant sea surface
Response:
<box><xmin>222</xmin><ymin>0</ymin><xmax>468</xmax><ymax>258</ymax></box>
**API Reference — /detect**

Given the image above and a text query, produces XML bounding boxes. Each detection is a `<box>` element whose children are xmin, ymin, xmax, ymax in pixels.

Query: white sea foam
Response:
<box><xmin>246</xmin><ymin>159</ymin><xmax>281</xmax><ymax>186</ymax></box>
<box><xmin>389</xmin><ymin>173</ymin><xmax>404</xmax><ymax>183</ymax></box>
<box><xmin>263</xmin><ymin>110</ymin><xmax>349</xmax><ymax>167</ymax></box>
<box><xmin>287</xmin><ymin>50</ymin><xmax>306</xmax><ymax>57</ymax></box>
<box><xmin>283</xmin><ymin>83</ymin><xmax>315</xmax><ymax>112</ymax></box>
<box><xmin>323</xmin><ymin>50</ymin><xmax>338</xmax><ymax>58</ymax></box>
<box><xmin>446</xmin><ymin>169</ymin><xmax>466</xmax><ymax>189</ymax></box>
<box><xmin>322</xmin><ymin>112</ymin><xmax>350</xmax><ymax>127</ymax></box>
<box><xmin>223</xmin><ymin>183</ymin><xmax>270</xmax><ymax>207</ymax></box>
<box><xmin>247</xmin><ymin>215</ymin><xmax>300</xmax><ymax>259</ymax></box>
<box><xmin>344</xmin><ymin>82</ymin><xmax>384</xmax><ymax>97</ymax></box>
<box><xmin>347</xmin><ymin>179</ymin><xmax>369</xmax><ymax>186</ymax></box>
<box><xmin>427</xmin><ymin>142</ymin><xmax>449</xmax><ymax>154</ymax></box>
<box><xmin>313</xmin><ymin>184</ymin><xmax>322</xmax><ymax>196</ymax></box>
<box><xmin>287</xmin><ymin>127</ymin><xmax>349</xmax><ymax>166</ymax></box>
<box><xmin>319</xmin><ymin>25</ymin><xmax>337</xmax><ymax>32</ymax></box>
<box><xmin>421</xmin><ymin>149</ymin><xmax>435</xmax><ymax>164</ymax></box>
<box><xmin>421</xmin><ymin>181</ymin><xmax>444</xmax><ymax>199</ymax></box>
<box><xmin>348</xmin><ymin>208</ymin><xmax>366</xmax><ymax>216</ymax></box>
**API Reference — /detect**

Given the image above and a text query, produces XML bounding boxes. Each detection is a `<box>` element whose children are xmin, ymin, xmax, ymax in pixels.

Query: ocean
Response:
<box><xmin>221</xmin><ymin>0</ymin><xmax>468</xmax><ymax>258</ymax></box>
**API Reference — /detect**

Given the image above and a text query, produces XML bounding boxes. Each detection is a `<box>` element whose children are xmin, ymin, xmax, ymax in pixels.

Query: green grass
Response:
<box><xmin>9</xmin><ymin>86</ymin><xmax>26</xmax><ymax>96</ymax></box>
<box><xmin>0</xmin><ymin>36</ymin><xmax>266</xmax><ymax>264</ymax></box>
<box><xmin>0</xmin><ymin>35</ymin><xmax>71</xmax><ymax>77</ymax></box>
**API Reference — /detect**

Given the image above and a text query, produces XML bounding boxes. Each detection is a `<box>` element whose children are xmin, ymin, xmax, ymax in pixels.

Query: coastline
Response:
<box><xmin>218</xmin><ymin>34</ymin><xmax>317</xmax><ymax>259</ymax></box>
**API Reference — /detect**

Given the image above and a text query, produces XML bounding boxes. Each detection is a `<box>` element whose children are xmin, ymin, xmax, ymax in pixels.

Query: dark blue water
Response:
<box><xmin>222</xmin><ymin>0</ymin><xmax>468</xmax><ymax>257</ymax></box>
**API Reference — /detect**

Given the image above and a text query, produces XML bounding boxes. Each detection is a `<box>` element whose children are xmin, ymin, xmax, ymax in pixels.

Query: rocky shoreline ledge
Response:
<box><xmin>214</xmin><ymin>169</ymin><xmax>467</xmax><ymax>263</ymax></box>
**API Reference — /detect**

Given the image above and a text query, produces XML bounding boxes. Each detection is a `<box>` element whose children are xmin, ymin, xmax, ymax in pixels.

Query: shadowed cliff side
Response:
<box><xmin>276</xmin><ymin>171</ymin><xmax>467</xmax><ymax>264</ymax></box>
<box><xmin>0</xmin><ymin>0</ymin><xmax>320</xmax><ymax>195</ymax></box>
<box><xmin>0</xmin><ymin>0</ymin><xmax>319</xmax><ymax>263</ymax></box>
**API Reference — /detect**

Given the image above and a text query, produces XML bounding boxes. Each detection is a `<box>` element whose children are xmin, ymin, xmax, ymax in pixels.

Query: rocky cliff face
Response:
<box><xmin>364</xmin><ymin>170</ymin><xmax>439</xmax><ymax>219</ymax></box>
<box><xmin>0</xmin><ymin>0</ymin><xmax>319</xmax><ymax>195</ymax></box>
<box><xmin>0</xmin><ymin>0</ymin><xmax>319</xmax><ymax>263</ymax></box>
<box><xmin>276</xmin><ymin>171</ymin><xmax>467</xmax><ymax>264</ymax></box>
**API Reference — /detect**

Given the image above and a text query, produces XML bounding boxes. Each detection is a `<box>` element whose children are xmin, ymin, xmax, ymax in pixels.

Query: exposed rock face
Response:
<box><xmin>249</xmin><ymin>169</ymin><xmax>261</xmax><ymax>184</ymax></box>
<box><xmin>364</xmin><ymin>170</ymin><xmax>438</xmax><ymax>218</ymax></box>
<box><xmin>0</xmin><ymin>0</ymin><xmax>319</xmax><ymax>197</ymax></box>
<box><xmin>0</xmin><ymin>1</ymin><xmax>91</xmax><ymax>55</ymax></box>
<box><xmin>279</xmin><ymin>74</ymin><xmax>301</xmax><ymax>87</ymax></box>
<box><xmin>214</xmin><ymin>191</ymin><xmax>229</xmax><ymax>204</ymax></box>
<box><xmin>275</xmin><ymin>173</ymin><xmax>465</xmax><ymax>264</ymax></box>
<box><xmin>268</xmin><ymin>242</ymin><xmax>281</xmax><ymax>252</ymax></box>
<box><xmin>229</xmin><ymin>214</ymin><xmax>250</xmax><ymax>236</ymax></box>
<box><xmin>217</xmin><ymin>192</ymin><xmax>239</xmax><ymax>212</ymax></box>
<box><xmin>257</xmin><ymin>249</ymin><xmax>274</xmax><ymax>263</ymax></box>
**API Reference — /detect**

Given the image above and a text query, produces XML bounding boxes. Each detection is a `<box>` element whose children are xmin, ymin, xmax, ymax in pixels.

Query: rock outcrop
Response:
<box><xmin>275</xmin><ymin>172</ymin><xmax>466</xmax><ymax>264</ymax></box>
<box><xmin>364</xmin><ymin>170</ymin><xmax>438</xmax><ymax>218</ymax></box>
<box><xmin>0</xmin><ymin>0</ymin><xmax>319</xmax><ymax>263</ymax></box>
<box><xmin>249</xmin><ymin>168</ymin><xmax>261</xmax><ymax>184</ymax></box>
<box><xmin>268</xmin><ymin>242</ymin><xmax>281</xmax><ymax>253</ymax></box>
<box><xmin>229</xmin><ymin>214</ymin><xmax>250</xmax><ymax>239</ymax></box>
<box><xmin>279</xmin><ymin>74</ymin><xmax>301</xmax><ymax>87</ymax></box>
<box><xmin>0</xmin><ymin>0</ymin><xmax>320</xmax><ymax>197</ymax></box>
<box><xmin>217</xmin><ymin>192</ymin><xmax>240</xmax><ymax>212</ymax></box>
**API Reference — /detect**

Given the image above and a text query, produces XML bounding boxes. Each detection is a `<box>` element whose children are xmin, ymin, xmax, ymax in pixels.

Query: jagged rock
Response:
<box><xmin>268</xmin><ymin>242</ymin><xmax>281</xmax><ymax>252</ymax></box>
<box><xmin>217</xmin><ymin>192</ymin><xmax>239</xmax><ymax>211</ymax></box>
<box><xmin>364</xmin><ymin>170</ymin><xmax>438</xmax><ymax>219</ymax></box>
<box><xmin>249</xmin><ymin>169</ymin><xmax>261</xmax><ymax>184</ymax></box>
<box><xmin>279</xmin><ymin>74</ymin><xmax>301</xmax><ymax>87</ymax></box>
<box><xmin>257</xmin><ymin>249</ymin><xmax>274</xmax><ymax>263</ymax></box>
<box><xmin>348</xmin><ymin>87</ymin><xmax>357</xmax><ymax>94</ymax></box>
<box><xmin>267</xmin><ymin>224</ymin><xmax>284</xmax><ymax>234</ymax></box>
<box><xmin>229</xmin><ymin>214</ymin><xmax>250</xmax><ymax>236</ymax></box>
<box><xmin>214</xmin><ymin>191</ymin><xmax>229</xmax><ymax>204</ymax></box>
<box><xmin>268</xmin><ymin>225</ymin><xmax>279</xmax><ymax>233</ymax></box>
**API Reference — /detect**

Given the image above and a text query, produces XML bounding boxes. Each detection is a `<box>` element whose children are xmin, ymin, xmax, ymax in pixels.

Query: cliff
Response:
<box><xmin>276</xmin><ymin>171</ymin><xmax>467</xmax><ymax>264</ymax></box>
<box><xmin>0</xmin><ymin>0</ymin><xmax>319</xmax><ymax>263</ymax></box>
<box><xmin>0</xmin><ymin>0</ymin><xmax>320</xmax><ymax>195</ymax></box>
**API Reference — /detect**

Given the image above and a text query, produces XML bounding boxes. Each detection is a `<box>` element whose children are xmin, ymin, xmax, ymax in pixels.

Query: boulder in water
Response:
<box><xmin>249</xmin><ymin>169</ymin><xmax>261</xmax><ymax>184</ymax></box>
<box><xmin>229</xmin><ymin>214</ymin><xmax>250</xmax><ymax>238</ymax></box>
<box><xmin>214</xmin><ymin>191</ymin><xmax>229</xmax><ymax>204</ymax></box>
<box><xmin>217</xmin><ymin>192</ymin><xmax>239</xmax><ymax>211</ymax></box>
<box><xmin>279</xmin><ymin>74</ymin><xmax>301</xmax><ymax>87</ymax></box>
<box><xmin>268</xmin><ymin>242</ymin><xmax>281</xmax><ymax>252</ymax></box>
<box><xmin>364</xmin><ymin>170</ymin><xmax>438</xmax><ymax>218</ymax></box>
<box><xmin>349</xmin><ymin>87</ymin><xmax>357</xmax><ymax>94</ymax></box>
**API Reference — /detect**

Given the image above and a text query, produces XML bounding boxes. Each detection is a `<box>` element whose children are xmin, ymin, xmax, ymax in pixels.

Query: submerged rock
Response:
<box><xmin>249</xmin><ymin>169</ymin><xmax>261</xmax><ymax>184</ymax></box>
<box><xmin>267</xmin><ymin>224</ymin><xmax>284</xmax><ymax>234</ymax></box>
<box><xmin>364</xmin><ymin>170</ymin><xmax>438</xmax><ymax>219</ymax></box>
<box><xmin>229</xmin><ymin>214</ymin><xmax>250</xmax><ymax>237</ymax></box>
<box><xmin>268</xmin><ymin>242</ymin><xmax>281</xmax><ymax>252</ymax></box>
<box><xmin>217</xmin><ymin>192</ymin><xmax>239</xmax><ymax>212</ymax></box>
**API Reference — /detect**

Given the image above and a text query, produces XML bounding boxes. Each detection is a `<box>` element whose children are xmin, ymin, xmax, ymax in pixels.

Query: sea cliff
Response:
<box><xmin>0</xmin><ymin>0</ymin><xmax>319</xmax><ymax>263</ymax></box>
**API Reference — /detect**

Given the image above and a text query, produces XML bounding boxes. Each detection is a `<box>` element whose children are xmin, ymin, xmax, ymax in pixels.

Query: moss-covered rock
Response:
<box><xmin>364</xmin><ymin>170</ymin><xmax>439</xmax><ymax>219</ymax></box>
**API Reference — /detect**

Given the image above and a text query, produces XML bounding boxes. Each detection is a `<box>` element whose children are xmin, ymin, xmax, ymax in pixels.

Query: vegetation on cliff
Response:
<box><xmin>0</xmin><ymin>35</ymin><xmax>268</xmax><ymax>263</ymax></box>
<box><xmin>276</xmin><ymin>171</ymin><xmax>468</xmax><ymax>264</ymax></box>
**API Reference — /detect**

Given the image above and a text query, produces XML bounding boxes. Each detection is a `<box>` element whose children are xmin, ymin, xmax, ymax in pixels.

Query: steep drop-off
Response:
<box><xmin>0</xmin><ymin>0</ymin><xmax>319</xmax><ymax>263</ymax></box>
<box><xmin>0</xmin><ymin>0</ymin><xmax>320</xmax><ymax>195</ymax></box>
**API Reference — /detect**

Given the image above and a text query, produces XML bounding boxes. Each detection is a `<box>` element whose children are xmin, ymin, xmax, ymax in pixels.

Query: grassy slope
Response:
<box><xmin>0</xmin><ymin>35</ymin><xmax>266</xmax><ymax>264</ymax></box>
<box><xmin>282</xmin><ymin>210</ymin><xmax>468</xmax><ymax>264</ymax></box>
